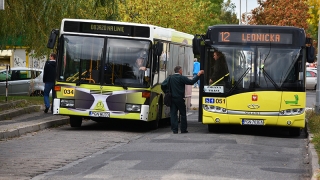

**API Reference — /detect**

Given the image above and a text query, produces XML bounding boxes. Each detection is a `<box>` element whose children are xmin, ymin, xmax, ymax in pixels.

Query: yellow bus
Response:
<box><xmin>47</xmin><ymin>18</ymin><xmax>194</xmax><ymax>129</ymax></box>
<box><xmin>193</xmin><ymin>25</ymin><xmax>313</xmax><ymax>136</ymax></box>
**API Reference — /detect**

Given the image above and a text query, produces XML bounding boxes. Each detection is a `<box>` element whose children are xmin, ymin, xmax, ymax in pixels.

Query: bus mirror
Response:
<box><xmin>154</xmin><ymin>42</ymin><xmax>163</xmax><ymax>56</ymax></box>
<box><xmin>193</xmin><ymin>36</ymin><xmax>201</xmax><ymax>55</ymax></box>
<box><xmin>47</xmin><ymin>29</ymin><xmax>59</xmax><ymax>49</ymax></box>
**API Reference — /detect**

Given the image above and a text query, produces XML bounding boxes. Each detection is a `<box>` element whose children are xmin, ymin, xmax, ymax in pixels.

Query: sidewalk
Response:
<box><xmin>190</xmin><ymin>87</ymin><xmax>199</xmax><ymax>109</ymax></box>
<box><xmin>0</xmin><ymin>105</ymin><xmax>69</xmax><ymax>140</ymax></box>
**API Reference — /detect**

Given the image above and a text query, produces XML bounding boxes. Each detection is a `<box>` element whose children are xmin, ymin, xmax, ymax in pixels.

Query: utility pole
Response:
<box><xmin>0</xmin><ymin>0</ymin><xmax>4</xmax><ymax>10</ymax></box>
<box><xmin>316</xmin><ymin>16</ymin><xmax>320</xmax><ymax>114</ymax></box>
<box><xmin>246</xmin><ymin>0</ymin><xmax>248</xmax><ymax>24</ymax></box>
<box><xmin>239</xmin><ymin>0</ymin><xmax>241</xmax><ymax>25</ymax></box>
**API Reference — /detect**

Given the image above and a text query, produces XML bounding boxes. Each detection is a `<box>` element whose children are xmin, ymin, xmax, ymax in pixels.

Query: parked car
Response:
<box><xmin>306</xmin><ymin>70</ymin><xmax>317</xmax><ymax>90</ymax></box>
<box><xmin>0</xmin><ymin>67</ymin><xmax>51</xmax><ymax>96</ymax></box>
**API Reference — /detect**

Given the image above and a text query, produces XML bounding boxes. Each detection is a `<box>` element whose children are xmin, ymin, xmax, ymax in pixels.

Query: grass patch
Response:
<box><xmin>306</xmin><ymin>110</ymin><xmax>320</xmax><ymax>167</ymax></box>
<box><xmin>0</xmin><ymin>96</ymin><xmax>43</xmax><ymax>105</ymax></box>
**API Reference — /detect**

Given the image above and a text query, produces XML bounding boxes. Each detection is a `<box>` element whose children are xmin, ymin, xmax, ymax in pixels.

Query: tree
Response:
<box><xmin>118</xmin><ymin>0</ymin><xmax>232</xmax><ymax>35</ymax></box>
<box><xmin>219</xmin><ymin>0</ymin><xmax>239</xmax><ymax>25</ymax></box>
<box><xmin>247</xmin><ymin>0</ymin><xmax>310</xmax><ymax>30</ymax></box>
<box><xmin>0</xmin><ymin>0</ymin><xmax>237</xmax><ymax>57</ymax></box>
<box><xmin>307</xmin><ymin>0</ymin><xmax>320</xmax><ymax>40</ymax></box>
<box><xmin>0</xmin><ymin>0</ymin><xmax>118</xmax><ymax>57</ymax></box>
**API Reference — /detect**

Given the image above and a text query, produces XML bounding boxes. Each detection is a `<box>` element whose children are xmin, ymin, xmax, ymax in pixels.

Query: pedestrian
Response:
<box><xmin>209</xmin><ymin>50</ymin><xmax>229</xmax><ymax>85</ymax></box>
<box><xmin>43</xmin><ymin>53</ymin><xmax>57</xmax><ymax>113</ymax></box>
<box><xmin>193</xmin><ymin>58</ymin><xmax>200</xmax><ymax>88</ymax></box>
<box><xmin>161</xmin><ymin>66</ymin><xmax>204</xmax><ymax>134</ymax></box>
<box><xmin>161</xmin><ymin>51</ymin><xmax>167</xmax><ymax>70</ymax></box>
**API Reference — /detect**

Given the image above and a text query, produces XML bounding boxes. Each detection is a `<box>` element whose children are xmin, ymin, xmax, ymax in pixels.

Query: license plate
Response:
<box><xmin>242</xmin><ymin>119</ymin><xmax>264</xmax><ymax>125</ymax></box>
<box><xmin>89</xmin><ymin>111</ymin><xmax>110</xmax><ymax>117</ymax></box>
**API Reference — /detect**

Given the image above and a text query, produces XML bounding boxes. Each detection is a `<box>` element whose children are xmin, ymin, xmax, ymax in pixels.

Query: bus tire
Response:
<box><xmin>288</xmin><ymin>128</ymin><xmax>301</xmax><ymax>137</ymax></box>
<box><xmin>208</xmin><ymin>124</ymin><xmax>218</xmax><ymax>132</ymax></box>
<box><xmin>148</xmin><ymin>119</ymin><xmax>159</xmax><ymax>130</ymax></box>
<box><xmin>70</xmin><ymin>116</ymin><xmax>82</xmax><ymax>127</ymax></box>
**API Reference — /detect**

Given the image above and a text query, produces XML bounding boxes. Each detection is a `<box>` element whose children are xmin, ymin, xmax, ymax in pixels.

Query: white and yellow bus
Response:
<box><xmin>193</xmin><ymin>25</ymin><xmax>313</xmax><ymax>136</ymax></box>
<box><xmin>47</xmin><ymin>18</ymin><xmax>194</xmax><ymax>128</ymax></box>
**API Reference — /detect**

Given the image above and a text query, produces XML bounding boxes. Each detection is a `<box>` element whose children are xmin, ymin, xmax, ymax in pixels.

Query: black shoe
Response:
<box><xmin>173</xmin><ymin>132</ymin><xmax>178</xmax><ymax>134</ymax></box>
<box><xmin>181</xmin><ymin>131</ymin><xmax>188</xmax><ymax>133</ymax></box>
<box><xmin>44</xmin><ymin>107</ymin><xmax>49</xmax><ymax>113</ymax></box>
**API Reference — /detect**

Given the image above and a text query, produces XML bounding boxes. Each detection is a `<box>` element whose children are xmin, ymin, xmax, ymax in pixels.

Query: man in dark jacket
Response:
<box><xmin>43</xmin><ymin>53</ymin><xmax>57</xmax><ymax>113</ymax></box>
<box><xmin>161</xmin><ymin>66</ymin><xmax>204</xmax><ymax>134</ymax></box>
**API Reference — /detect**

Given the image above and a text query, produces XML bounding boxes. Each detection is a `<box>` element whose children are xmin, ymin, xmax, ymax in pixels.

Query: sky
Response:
<box><xmin>229</xmin><ymin>0</ymin><xmax>259</xmax><ymax>21</ymax></box>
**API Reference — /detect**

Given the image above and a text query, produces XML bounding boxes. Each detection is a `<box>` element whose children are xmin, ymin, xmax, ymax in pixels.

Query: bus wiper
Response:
<box><xmin>76</xmin><ymin>59</ymin><xmax>83</xmax><ymax>86</ymax></box>
<box><xmin>106</xmin><ymin>48</ymin><xmax>127</xmax><ymax>90</ymax></box>
<box><xmin>262</xmin><ymin>68</ymin><xmax>281</xmax><ymax>90</ymax></box>
<box><xmin>227</xmin><ymin>67</ymin><xmax>251</xmax><ymax>94</ymax></box>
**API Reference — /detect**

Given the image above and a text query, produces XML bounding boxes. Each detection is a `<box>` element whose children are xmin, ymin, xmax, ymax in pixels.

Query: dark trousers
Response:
<box><xmin>170</xmin><ymin>98</ymin><xmax>187</xmax><ymax>132</ymax></box>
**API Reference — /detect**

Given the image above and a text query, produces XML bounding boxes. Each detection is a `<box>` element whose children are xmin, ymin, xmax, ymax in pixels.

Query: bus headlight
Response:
<box><xmin>203</xmin><ymin>105</ymin><xmax>227</xmax><ymax>114</ymax></box>
<box><xmin>279</xmin><ymin>108</ymin><xmax>304</xmax><ymax>116</ymax></box>
<box><xmin>125</xmin><ymin>104</ymin><xmax>141</xmax><ymax>112</ymax></box>
<box><xmin>60</xmin><ymin>99</ymin><xmax>75</xmax><ymax>108</ymax></box>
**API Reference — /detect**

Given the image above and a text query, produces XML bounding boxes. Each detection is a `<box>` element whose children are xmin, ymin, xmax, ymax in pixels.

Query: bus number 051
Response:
<box><xmin>215</xmin><ymin>99</ymin><xmax>225</xmax><ymax>104</ymax></box>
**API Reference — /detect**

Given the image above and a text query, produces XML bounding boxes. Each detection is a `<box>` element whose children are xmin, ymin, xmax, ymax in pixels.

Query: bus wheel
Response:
<box><xmin>208</xmin><ymin>124</ymin><xmax>218</xmax><ymax>132</ymax></box>
<box><xmin>289</xmin><ymin>128</ymin><xmax>301</xmax><ymax>137</ymax></box>
<box><xmin>148</xmin><ymin>104</ymin><xmax>162</xmax><ymax>130</ymax></box>
<box><xmin>70</xmin><ymin>116</ymin><xmax>82</xmax><ymax>127</ymax></box>
<box><xmin>148</xmin><ymin>119</ymin><xmax>159</xmax><ymax>130</ymax></box>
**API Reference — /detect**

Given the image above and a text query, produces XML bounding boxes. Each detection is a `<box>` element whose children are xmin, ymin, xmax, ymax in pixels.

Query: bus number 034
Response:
<box><xmin>220</xmin><ymin>32</ymin><xmax>230</xmax><ymax>42</ymax></box>
<box><xmin>64</xmin><ymin>89</ymin><xmax>74</xmax><ymax>94</ymax></box>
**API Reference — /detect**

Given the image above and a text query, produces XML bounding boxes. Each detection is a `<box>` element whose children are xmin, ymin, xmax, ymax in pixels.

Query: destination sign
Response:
<box><xmin>81</xmin><ymin>22</ymin><xmax>131</xmax><ymax>36</ymax></box>
<box><xmin>218</xmin><ymin>32</ymin><xmax>292</xmax><ymax>44</ymax></box>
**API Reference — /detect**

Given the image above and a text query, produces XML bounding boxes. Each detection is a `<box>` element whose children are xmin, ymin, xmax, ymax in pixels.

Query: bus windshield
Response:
<box><xmin>58</xmin><ymin>35</ymin><xmax>151</xmax><ymax>88</ymax></box>
<box><xmin>204</xmin><ymin>46</ymin><xmax>301</xmax><ymax>93</ymax></box>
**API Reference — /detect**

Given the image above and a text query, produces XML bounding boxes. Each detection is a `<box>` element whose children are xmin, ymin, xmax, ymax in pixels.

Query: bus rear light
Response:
<box><xmin>54</xmin><ymin>86</ymin><xmax>61</xmax><ymax>91</ymax></box>
<box><xmin>142</xmin><ymin>91</ymin><xmax>150</xmax><ymax>98</ymax></box>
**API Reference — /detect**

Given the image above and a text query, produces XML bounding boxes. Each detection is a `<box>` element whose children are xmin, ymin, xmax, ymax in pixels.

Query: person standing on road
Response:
<box><xmin>161</xmin><ymin>65</ymin><xmax>204</xmax><ymax>134</ymax></box>
<box><xmin>193</xmin><ymin>58</ymin><xmax>200</xmax><ymax>88</ymax></box>
<box><xmin>43</xmin><ymin>53</ymin><xmax>57</xmax><ymax>113</ymax></box>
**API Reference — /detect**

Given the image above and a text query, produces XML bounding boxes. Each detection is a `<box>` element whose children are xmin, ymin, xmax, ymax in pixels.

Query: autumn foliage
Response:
<box><xmin>247</xmin><ymin>0</ymin><xmax>310</xmax><ymax>30</ymax></box>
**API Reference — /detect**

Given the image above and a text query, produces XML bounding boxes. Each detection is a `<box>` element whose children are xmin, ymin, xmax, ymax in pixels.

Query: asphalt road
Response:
<box><xmin>0</xmin><ymin>91</ymin><xmax>316</xmax><ymax>179</ymax></box>
<box><xmin>307</xmin><ymin>90</ymin><xmax>317</xmax><ymax>108</ymax></box>
<box><xmin>0</xmin><ymin>115</ymin><xmax>308</xmax><ymax>179</ymax></box>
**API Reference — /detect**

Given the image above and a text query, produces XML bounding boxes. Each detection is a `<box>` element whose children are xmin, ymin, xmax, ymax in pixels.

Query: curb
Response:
<box><xmin>308</xmin><ymin>132</ymin><xmax>320</xmax><ymax>180</ymax></box>
<box><xmin>0</xmin><ymin>117</ymin><xmax>69</xmax><ymax>140</ymax></box>
<box><xmin>0</xmin><ymin>105</ymin><xmax>41</xmax><ymax>120</ymax></box>
<box><xmin>0</xmin><ymin>99</ymin><xmax>27</xmax><ymax>110</ymax></box>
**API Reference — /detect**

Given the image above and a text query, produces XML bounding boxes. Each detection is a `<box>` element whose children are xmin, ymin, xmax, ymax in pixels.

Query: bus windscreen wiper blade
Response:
<box><xmin>106</xmin><ymin>48</ymin><xmax>127</xmax><ymax>90</ymax></box>
<box><xmin>262</xmin><ymin>68</ymin><xmax>281</xmax><ymax>90</ymax></box>
<box><xmin>227</xmin><ymin>67</ymin><xmax>251</xmax><ymax>94</ymax></box>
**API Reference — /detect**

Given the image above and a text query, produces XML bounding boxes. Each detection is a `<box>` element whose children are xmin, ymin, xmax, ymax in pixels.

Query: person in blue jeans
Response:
<box><xmin>161</xmin><ymin>66</ymin><xmax>204</xmax><ymax>134</ymax></box>
<box><xmin>43</xmin><ymin>53</ymin><xmax>56</xmax><ymax>113</ymax></box>
<box><xmin>193</xmin><ymin>58</ymin><xmax>200</xmax><ymax>88</ymax></box>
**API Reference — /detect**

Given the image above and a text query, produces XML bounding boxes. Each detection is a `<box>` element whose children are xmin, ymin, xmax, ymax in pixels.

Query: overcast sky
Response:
<box><xmin>229</xmin><ymin>0</ymin><xmax>259</xmax><ymax>20</ymax></box>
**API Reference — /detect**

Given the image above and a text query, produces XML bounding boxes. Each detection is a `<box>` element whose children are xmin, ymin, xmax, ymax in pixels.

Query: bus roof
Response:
<box><xmin>61</xmin><ymin>18</ymin><xmax>193</xmax><ymax>45</ymax></box>
<box><xmin>208</xmin><ymin>24</ymin><xmax>304</xmax><ymax>31</ymax></box>
<box><xmin>205</xmin><ymin>24</ymin><xmax>306</xmax><ymax>47</ymax></box>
